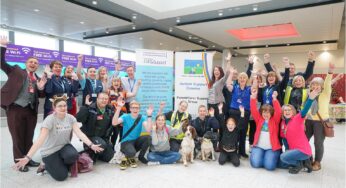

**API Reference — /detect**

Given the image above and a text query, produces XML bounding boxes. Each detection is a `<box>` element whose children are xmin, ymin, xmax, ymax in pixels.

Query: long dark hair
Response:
<box><xmin>208</xmin><ymin>66</ymin><xmax>225</xmax><ymax>89</ymax></box>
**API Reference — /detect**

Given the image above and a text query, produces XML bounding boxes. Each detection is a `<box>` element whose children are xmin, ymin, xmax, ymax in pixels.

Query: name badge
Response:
<box><xmin>97</xmin><ymin>115</ymin><xmax>104</xmax><ymax>120</ymax></box>
<box><xmin>28</xmin><ymin>86</ymin><xmax>35</xmax><ymax>93</ymax></box>
<box><xmin>92</xmin><ymin>93</ymin><xmax>97</xmax><ymax>98</ymax></box>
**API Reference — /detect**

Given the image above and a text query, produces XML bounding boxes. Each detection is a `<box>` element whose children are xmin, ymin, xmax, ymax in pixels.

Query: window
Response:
<box><xmin>0</xmin><ymin>29</ymin><xmax>9</xmax><ymax>39</ymax></box>
<box><xmin>15</xmin><ymin>31</ymin><xmax>59</xmax><ymax>50</ymax></box>
<box><xmin>95</xmin><ymin>46</ymin><xmax>118</xmax><ymax>58</ymax></box>
<box><xmin>64</xmin><ymin>40</ymin><xmax>91</xmax><ymax>55</ymax></box>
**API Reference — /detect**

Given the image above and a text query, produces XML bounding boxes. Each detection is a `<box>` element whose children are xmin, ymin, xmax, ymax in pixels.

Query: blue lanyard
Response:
<box><xmin>56</xmin><ymin>76</ymin><xmax>65</xmax><ymax>93</ymax></box>
<box><xmin>128</xmin><ymin>78</ymin><xmax>136</xmax><ymax>92</ymax></box>
<box><xmin>265</xmin><ymin>86</ymin><xmax>273</xmax><ymax>100</ymax></box>
<box><xmin>89</xmin><ymin>79</ymin><xmax>97</xmax><ymax>93</ymax></box>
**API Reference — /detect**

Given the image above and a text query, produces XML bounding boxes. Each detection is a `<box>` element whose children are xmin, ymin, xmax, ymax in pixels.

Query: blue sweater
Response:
<box><xmin>230</xmin><ymin>84</ymin><xmax>251</xmax><ymax>111</ymax></box>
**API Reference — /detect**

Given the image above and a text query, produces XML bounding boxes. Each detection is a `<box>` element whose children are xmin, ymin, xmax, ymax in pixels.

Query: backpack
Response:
<box><xmin>71</xmin><ymin>152</ymin><xmax>93</xmax><ymax>177</ymax></box>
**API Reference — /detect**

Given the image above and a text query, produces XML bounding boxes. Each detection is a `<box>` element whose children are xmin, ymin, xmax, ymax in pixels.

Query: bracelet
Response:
<box><xmin>24</xmin><ymin>155</ymin><xmax>32</xmax><ymax>161</ymax></box>
<box><xmin>88</xmin><ymin>143</ymin><xmax>93</xmax><ymax>148</ymax></box>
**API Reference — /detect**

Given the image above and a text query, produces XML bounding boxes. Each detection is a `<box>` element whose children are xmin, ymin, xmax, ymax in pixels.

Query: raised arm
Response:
<box><xmin>246</xmin><ymin>55</ymin><xmax>255</xmax><ymax>78</ymax></box>
<box><xmin>0</xmin><ymin>36</ymin><xmax>14</xmax><ymax>75</ymax></box>
<box><xmin>303</xmin><ymin>51</ymin><xmax>316</xmax><ymax>81</ymax></box>
<box><xmin>237</xmin><ymin>105</ymin><xmax>246</xmax><ymax>130</ymax></box>
<box><xmin>301</xmin><ymin>89</ymin><xmax>320</xmax><ymax>118</ymax></box>
<box><xmin>272</xmin><ymin>91</ymin><xmax>282</xmax><ymax>124</ymax></box>
<box><xmin>279</xmin><ymin>57</ymin><xmax>291</xmax><ymax>92</ymax></box>
<box><xmin>112</xmin><ymin>97</ymin><xmax>125</xmax><ymax>126</ymax></box>
<box><xmin>331</xmin><ymin>73</ymin><xmax>344</xmax><ymax>85</ymax></box>
<box><xmin>76</xmin><ymin>54</ymin><xmax>84</xmax><ymax>80</ymax></box>
<box><xmin>250</xmin><ymin>88</ymin><xmax>261</xmax><ymax>123</ymax></box>
<box><xmin>225</xmin><ymin>66</ymin><xmax>235</xmax><ymax>92</ymax></box>
<box><xmin>263</xmin><ymin>53</ymin><xmax>274</xmax><ymax>72</ymax></box>
<box><xmin>142</xmin><ymin>104</ymin><xmax>154</xmax><ymax>132</ymax></box>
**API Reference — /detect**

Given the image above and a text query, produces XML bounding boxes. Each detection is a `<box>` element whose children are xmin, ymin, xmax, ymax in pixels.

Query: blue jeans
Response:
<box><xmin>250</xmin><ymin>147</ymin><xmax>280</xmax><ymax>171</ymax></box>
<box><xmin>147</xmin><ymin>151</ymin><xmax>181</xmax><ymax>164</ymax></box>
<box><xmin>280</xmin><ymin>149</ymin><xmax>310</xmax><ymax>167</ymax></box>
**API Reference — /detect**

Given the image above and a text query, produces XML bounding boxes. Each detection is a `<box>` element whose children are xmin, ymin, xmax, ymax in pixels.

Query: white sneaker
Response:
<box><xmin>147</xmin><ymin>161</ymin><xmax>160</xmax><ymax>166</ymax></box>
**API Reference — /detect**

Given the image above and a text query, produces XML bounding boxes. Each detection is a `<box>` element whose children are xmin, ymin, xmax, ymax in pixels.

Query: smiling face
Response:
<box><xmin>87</xmin><ymin>67</ymin><xmax>97</xmax><ymax>80</ymax></box>
<box><xmin>238</xmin><ymin>73</ymin><xmax>248</xmax><ymax>87</ymax></box>
<box><xmin>112</xmin><ymin>78</ymin><xmax>121</xmax><ymax>88</ymax></box>
<box><xmin>97</xmin><ymin>93</ymin><xmax>109</xmax><ymax>109</ymax></box>
<box><xmin>130</xmin><ymin>102</ymin><xmax>140</xmax><ymax>117</ymax></box>
<box><xmin>52</xmin><ymin>64</ymin><xmax>62</xmax><ymax>76</ymax></box>
<box><xmin>178</xmin><ymin>101</ymin><xmax>188</xmax><ymax>113</ymax></box>
<box><xmin>282</xmin><ymin>105</ymin><xmax>295</xmax><ymax>119</ymax></box>
<box><xmin>53</xmin><ymin>100</ymin><xmax>67</xmax><ymax>116</ymax></box>
<box><xmin>25</xmin><ymin>57</ymin><xmax>39</xmax><ymax>73</ymax></box>
<box><xmin>98</xmin><ymin>67</ymin><xmax>108</xmax><ymax>80</ymax></box>
<box><xmin>155</xmin><ymin>115</ymin><xmax>166</xmax><ymax>130</ymax></box>
<box><xmin>267</xmin><ymin>72</ymin><xmax>276</xmax><ymax>85</ymax></box>
<box><xmin>126</xmin><ymin>66</ymin><xmax>134</xmax><ymax>79</ymax></box>
<box><xmin>198</xmin><ymin>106</ymin><xmax>207</xmax><ymax>119</ymax></box>
<box><xmin>260</xmin><ymin>104</ymin><xmax>273</xmax><ymax>121</ymax></box>
<box><xmin>310</xmin><ymin>81</ymin><xmax>322</xmax><ymax>92</ymax></box>
<box><xmin>213</xmin><ymin>67</ymin><xmax>221</xmax><ymax>80</ymax></box>
<box><xmin>64</xmin><ymin>65</ymin><xmax>74</xmax><ymax>77</ymax></box>
<box><xmin>226</xmin><ymin>118</ymin><xmax>236</xmax><ymax>132</ymax></box>
<box><xmin>293</xmin><ymin>76</ymin><xmax>305</xmax><ymax>88</ymax></box>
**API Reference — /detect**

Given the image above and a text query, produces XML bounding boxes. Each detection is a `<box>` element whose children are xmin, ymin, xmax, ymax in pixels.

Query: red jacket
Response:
<box><xmin>250</xmin><ymin>98</ymin><xmax>282</xmax><ymax>151</ymax></box>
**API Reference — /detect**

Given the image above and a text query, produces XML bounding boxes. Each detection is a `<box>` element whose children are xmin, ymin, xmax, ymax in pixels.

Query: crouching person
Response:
<box><xmin>147</xmin><ymin>114</ymin><xmax>185</xmax><ymax>165</ymax></box>
<box><xmin>13</xmin><ymin>95</ymin><xmax>103</xmax><ymax>181</ymax></box>
<box><xmin>112</xmin><ymin>98</ymin><xmax>152</xmax><ymax>170</ymax></box>
<box><xmin>76</xmin><ymin>92</ymin><xmax>115</xmax><ymax>163</ymax></box>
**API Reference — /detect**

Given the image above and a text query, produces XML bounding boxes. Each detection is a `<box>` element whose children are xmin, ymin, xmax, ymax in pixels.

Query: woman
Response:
<box><xmin>13</xmin><ymin>95</ymin><xmax>103</xmax><ymax>181</ymax></box>
<box><xmin>97</xmin><ymin>66</ymin><xmax>108</xmax><ymax>92</ymax></box>
<box><xmin>147</xmin><ymin>114</ymin><xmax>183</xmax><ymax>165</ymax></box>
<box><xmin>44</xmin><ymin>61</ymin><xmax>79</xmax><ymax>118</ymax></box>
<box><xmin>250</xmin><ymin>89</ymin><xmax>282</xmax><ymax>171</ymax></box>
<box><xmin>280</xmin><ymin>89</ymin><xmax>320</xmax><ymax>174</ymax></box>
<box><xmin>283</xmin><ymin>75</ymin><xmax>308</xmax><ymax>112</ymax></box>
<box><xmin>305</xmin><ymin>62</ymin><xmax>334</xmax><ymax>171</ymax></box>
<box><xmin>228</xmin><ymin>72</ymin><xmax>251</xmax><ymax>158</ymax></box>
<box><xmin>63</xmin><ymin>65</ymin><xmax>79</xmax><ymax>116</ymax></box>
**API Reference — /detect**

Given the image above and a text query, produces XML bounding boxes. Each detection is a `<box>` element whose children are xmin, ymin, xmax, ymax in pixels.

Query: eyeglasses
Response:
<box><xmin>130</xmin><ymin>107</ymin><xmax>139</xmax><ymax>110</ymax></box>
<box><xmin>56</xmin><ymin>104</ymin><xmax>67</xmax><ymax>108</ymax></box>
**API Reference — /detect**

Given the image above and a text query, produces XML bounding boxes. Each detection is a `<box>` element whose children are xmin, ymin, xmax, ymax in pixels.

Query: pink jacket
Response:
<box><xmin>250</xmin><ymin>98</ymin><xmax>282</xmax><ymax>151</ymax></box>
<box><xmin>280</xmin><ymin>114</ymin><xmax>312</xmax><ymax>156</ymax></box>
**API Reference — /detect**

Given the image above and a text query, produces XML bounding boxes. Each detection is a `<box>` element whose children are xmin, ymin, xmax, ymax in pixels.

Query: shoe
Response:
<box><xmin>289</xmin><ymin>162</ymin><xmax>303</xmax><ymax>174</ymax></box>
<box><xmin>312</xmin><ymin>161</ymin><xmax>321</xmax><ymax>171</ymax></box>
<box><xmin>138</xmin><ymin>157</ymin><xmax>148</xmax><ymax>164</ymax></box>
<box><xmin>302</xmin><ymin>159</ymin><xmax>312</xmax><ymax>173</ymax></box>
<box><xmin>119</xmin><ymin>159</ymin><xmax>129</xmax><ymax>170</ymax></box>
<box><xmin>240</xmin><ymin>153</ymin><xmax>249</xmax><ymax>158</ymax></box>
<box><xmin>19</xmin><ymin>166</ymin><xmax>29</xmax><ymax>172</ymax></box>
<box><xmin>36</xmin><ymin>164</ymin><xmax>46</xmax><ymax>176</ymax></box>
<box><xmin>27</xmin><ymin>160</ymin><xmax>40</xmax><ymax>167</ymax></box>
<box><xmin>147</xmin><ymin>161</ymin><xmax>160</xmax><ymax>166</ymax></box>
<box><xmin>128</xmin><ymin>158</ymin><xmax>138</xmax><ymax>168</ymax></box>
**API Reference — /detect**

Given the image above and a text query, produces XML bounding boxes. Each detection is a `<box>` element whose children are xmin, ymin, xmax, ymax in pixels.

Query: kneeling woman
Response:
<box><xmin>13</xmin><ymin>95</ymin><xmax>103</xmax><ymax>181</ymax></box>
<box><xmin>147</xmin><ymin>114</ymin><xmax>184</xmax><ymax>165</ymax></box>
<box><xmin>250</xmin><ymin>89</ymin><xmax>282</xmax><ymax>171</ymax></box>
<box><xmin>279</xmin><ymin>89</ymin><xmax>320</xmax><ymax>174</ymax></box>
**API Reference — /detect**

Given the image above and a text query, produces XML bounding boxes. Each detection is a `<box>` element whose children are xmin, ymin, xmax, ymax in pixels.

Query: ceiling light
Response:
<box><xmin>80</xmin><ymin>21</ymin><xmax>85</xmax><ymax>24</ymax></box>
<box><xmin>323</xmin><ymin>41</ymin><xmax>327</xmax><ymax>44</ymax></box>
<box><xmin>139</xmin><ymin>37</ymin><xmax>143</xmax><ymax>40</ymax></box>
<box><xmin>265</xmin><ymin>45</ymin><xmax>269</xmax><ymax>48</ymax></box>
<box><xmin>188</xmin><ymin>36</ymin><xmax>192</xmax><ymax>39</ymax></box>
<box><xmin>159</xmin><ymin>43</ymin><xmax>163</xmax><ymax>46</ymax></box>
<box><xmin>169</xmin><ymin>28</ymin><xmax>173</xmax><ymax>32</ymax></box>
<box><xmin>132</xmin><ymin>14</ymin><xmax>137</xmax><ymax>20</ymax></box>
<box><xmin>176</xmin><ymin>17</ymin><xmax>180</xmax><ymax>23</ymax></box>
<box><xmin>287</xmin><ymin>43</ymin><xmax>290</xmax><ymax>46</ymax></box>
<box><xmin>218</xmin><ymin>10</ymin><xmax>223</xmax><ymax>16</ymax></box>
<box><xmin>34</xmin><ymin>9</ymin><xmax>40</xmax><ymax>12</ymax></box>
<box><xmin>105</xmin><ymin>28</ymin><xmax>109</xmax><ymax>34</ymax></box>
<box><xmin>253</xmin><ymin>7</ymin><xmax>258</xmax><ymax>11</ymax></box>
<box><xmin>92</xmin><ymin>1</ymin><xmax>97</xmax><ymax>5</ymax></box>
<box><xmin>199</xmin><ymin>40</ymin><xmax>202</xmax><ymax>43</ymax></box>
<box><xmin>212</xmin><ymin>45</ymin><xmax>215</xmax><ymax>48</ymax></box>
<box><xmin>132</xmin><ymin>25</ymin><xmax>136</xmax><ymax>30</ymax></box>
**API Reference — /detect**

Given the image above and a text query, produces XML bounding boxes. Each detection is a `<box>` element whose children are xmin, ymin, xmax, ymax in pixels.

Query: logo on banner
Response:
<box><xmin>52</xmin><ymin>51</ymin><xmax>60</xmax><ymax>58</ymax></box>
<box><xmin>98</xmin><ymin>57</ymin><xmax>103</xmax><ymax>63</ymax></box>
<box><xmin>184</xmin><ymin>60</ymin><xmax>203</xmax><ymax>75</ymax></box>
<box><xmin>21</xmin><ymin>47</ymin><xmax>31</xmax><ymax>54</ymax></box>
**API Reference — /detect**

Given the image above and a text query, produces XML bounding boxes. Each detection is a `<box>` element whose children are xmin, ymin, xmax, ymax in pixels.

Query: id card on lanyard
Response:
<box><xmin>89</xmin><ymin>79</ymin><xmax>97</xmax><ymax>98</ymax></box>
<box><xmin>128</xmin><ymin>78</ymin><xmax>136</xmax><ymax>92</ymax></box>
<box><xmin>265</xmin><ymin>86</ymin><xmax>273</xmax><ymax>104</ymax></box>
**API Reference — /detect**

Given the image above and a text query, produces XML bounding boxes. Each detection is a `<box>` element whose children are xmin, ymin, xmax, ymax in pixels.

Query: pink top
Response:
<box><xmin>280</xmin><ymin>114</ymin><xmax>312</xmax><ymax>156</ymax></box>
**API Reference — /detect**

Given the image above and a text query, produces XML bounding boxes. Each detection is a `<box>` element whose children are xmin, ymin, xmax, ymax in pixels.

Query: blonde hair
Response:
<box><xmin>97</xmin><ymin>66</ymin><xmax>108</xmax><ymax>80</ymax></box>
<box><xmin>130</xmin><ymin>100</ymin><xmax>140</xmax><ymax>108</ymax></box>
<box><xmin>292</xmin><ymin>75</ymin><xmax>305</xmax><ymax>87</ymax></box>
<box><xmin>281</xmin><ymin>104</ymin><xmax>297</xmax><ymax>118</ymax></box>
<box><xmin>238</xmin><ymin>72</ymin><xmax>249</xmax><ymax>84</ymax></box>
<box><xmin>310</xmin><ymin>77</ymin><xmax>324</xmax><ymax>89</ymax></box>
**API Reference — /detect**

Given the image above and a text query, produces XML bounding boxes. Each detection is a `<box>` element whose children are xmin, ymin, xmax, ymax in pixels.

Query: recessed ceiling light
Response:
<box><xmin>176</xmin><ymin>17</ymin><xmax>180</xmax><ymax>23</ymax></box>
<box><xmin>199</xmin><ymin>40</ymin><xmax>202</xmax><ymax>43</ymax></box>
<box><xmin>34</xmin><ymin>9</ymin><xmax>40</xmax><ymax>12</ymax></box>
<box><xmin>265</xmin><ymin>45</ymin><xmax>269</xmax><ymax>48</ymax></box>
<box><xmin>92</xmin><ymin>1</ymin><xmax>97</xmax><ymax>5</ymax></box>
<box><xmin>188</xmin><ymin>35</ymin><xmax>192</xmax><ymax>39</ymax></box>
<box><xmin>80</xmin><ymin>21</ymin><xmax>85</xmax><ymax>24</ymax></box>
<box><xmin>287</xmin><ymin>43</ymin><xmax>290</xmax><ymax>46</ymax></box>
<box><xmin>139</xmin><ymin>37</ymin><xmax>143</xmax><ymax>40</ymax></box>
<box><xmin>159</xmin><ymin>43</ymin><xmax>163</xmax><ymax>46</ymax></box>
<box><xmin>132</xmin><ymin>14</ymin><xmax>137</xmax><ymax>20</ymax></box>
<box><xmin>105</xmin><ymin>28</ymin><xmax>109</xmax><ymax>34</ymax></box>
<box><xmin>212</xmin><ymin>45</ymin><xmax>215</xmax><ymax>48</ymax></box>
<box><xmin>218</xmin><ymin>10</ymin><xmax>223</xmax><ymax>16</ymax></box>
<box><xmin>253</xmin><ymin>7</ymin><xmax>258</xmax><ymax>11</ymax></box>
<box><xmin>132</xmin><ymin>25</ymin><xmax>136</xmax><ymax>30</ymax></box>
<box><xmin>169</xmin><ymin>28</ymin><xmax>173</xmax><ymax>32</ymax></box>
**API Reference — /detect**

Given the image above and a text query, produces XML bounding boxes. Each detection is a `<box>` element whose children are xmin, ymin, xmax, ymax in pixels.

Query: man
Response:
<box><xmin>76</xmin><ymin>55</ymin><xmax>103</xmax><ymax>106</ymax></box>
<box><xmin>263</xmin><ymin>51</ymin><xmax>315</xmax><ymax>85</ymax></box>
<box><xmin>0</xmin><ymin>36</ymin><xmax>47</xmax><ymax>172</ymax></box>
<box><xmin>112</xmin><ymin>99</ymin><xmax>152</xmax><ymax>170</ymax></box>
<box><xmin>158</xmin><ymin>101</ymin><xmax>192</xmax><ymax>152</ymax></box>
<box><xmin>120</xmin><ymin>66</ymin><xmax>140</xmax><ymax>111</ymax></box>
<box><xmin>76</xmin><ymin>92</ymin><xmax>115</xmax><ymax>162</ymax></box>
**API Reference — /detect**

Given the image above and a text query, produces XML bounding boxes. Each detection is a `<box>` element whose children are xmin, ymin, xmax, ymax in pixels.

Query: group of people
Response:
<box><xmin>0</xmin><ymin>35</ymin><xmax>342</xmax><ymax>181</ymax></box>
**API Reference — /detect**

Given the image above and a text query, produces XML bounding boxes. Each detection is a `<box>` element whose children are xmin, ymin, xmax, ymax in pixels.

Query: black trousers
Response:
<box><xmin>169</xmin><ymin>138</ymin><xmax>182</xmax><ymax>152</ymax></box>
<box><xmin>249</xmin><ymin>120</ymin><xmax>256</xmax><ymax>145</ymax></box>
<box><xmin>305</xmin><ymin>119</ymin><xmax>325</xmax><ymax>162</ymax></box>
<box><xmin>228</xmin><ymin>109</ymin><xmax>250</xmax><ymax>155</ymax></box>
<box><xmin>121</xmin><ymin>136</ymin><xmax>151</xmax><ymax>164</ymax></box>
<box><xmin>42</xmin><ymin>144</ymin><xmax>78</xmax><ymax>181</ymax></box>
<box><xmin>6</xmin><ymin>105</ymin><xmax>37</xmax><ymax>162</ymax></box>
<box><xmin>85</xmin><ymin>137</ymin><xmax>114</xmax><ymax>162</ymax></box>
<box><xmin>218</xmin><ymin>150</ymin><xmax>240</xmax><ymax>167</ymax></box>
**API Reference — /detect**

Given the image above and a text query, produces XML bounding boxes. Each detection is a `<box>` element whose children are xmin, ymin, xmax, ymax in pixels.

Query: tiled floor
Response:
<box><xmin>1</xmin><ymin>119</ymin><xmax>345</xmax><ymax>188</ymax></box>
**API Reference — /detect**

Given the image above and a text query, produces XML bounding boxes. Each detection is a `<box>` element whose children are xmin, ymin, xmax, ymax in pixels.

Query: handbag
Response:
<box><xmin>109</xmin><ymin>115</ymin><xmax>142</xmax><ymax>164</ymax></box>
<box><xmin>317</xmin><ymin>112</ymin><xmax>334</xmax><ymax>138</ymax></box>
<box><xmin>70</xmin><ymin>152</ymin><xmax>93</xmax><ymax>177</ymax></box>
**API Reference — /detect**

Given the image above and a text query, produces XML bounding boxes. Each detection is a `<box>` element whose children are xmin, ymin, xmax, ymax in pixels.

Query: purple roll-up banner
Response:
<box><xmin>5</xmin><ymin>44</ymin><xmax>136</xmax><ymax>70</ymax></box>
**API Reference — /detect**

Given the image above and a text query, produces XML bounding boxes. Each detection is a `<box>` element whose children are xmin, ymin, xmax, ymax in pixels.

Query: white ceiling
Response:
<box><xmin>1</xmin><ymin>0</ymin><xmax>131</xmax><ymax>37</ymax></box>
<box><xmin>177</xmin><ymin>2</ymin><xmax>344</xmax><ymax>51</ymax></box>
<box><xmin>109</xmin><ymin>0</ymin><xmax>270</xmax><ymax>20</ymax></box>
<box><xmin>88</xmin><ymin>30</ymin><xmax>204</xmax><ymax>51</ymax></box>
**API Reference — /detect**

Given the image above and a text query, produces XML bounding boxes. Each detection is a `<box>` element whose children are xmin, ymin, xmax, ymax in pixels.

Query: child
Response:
<box><xmin>147</xmin><ymin>114</ymin><xmax>185</xmax><ymax>165</ymax></box>
<box><xmin>279</xmin><ymin>88</ymin><xmax>320</xmax><ymax>174</ymax></box>
<box><xmin>218</xmin><ymin>103</ymin><xmax>245</xmax><ymax>167</ymax></box>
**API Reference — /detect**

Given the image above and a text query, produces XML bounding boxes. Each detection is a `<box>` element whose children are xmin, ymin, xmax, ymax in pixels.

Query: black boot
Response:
<box><xmin>289</xmin><ymin>162</ymin><xmax>303</xmax><ymax>174</ymax></box>
<box><xmin>302</xmin><ymin>159</ymin><xmax>312</xmax><ymax>173</ymax></box>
